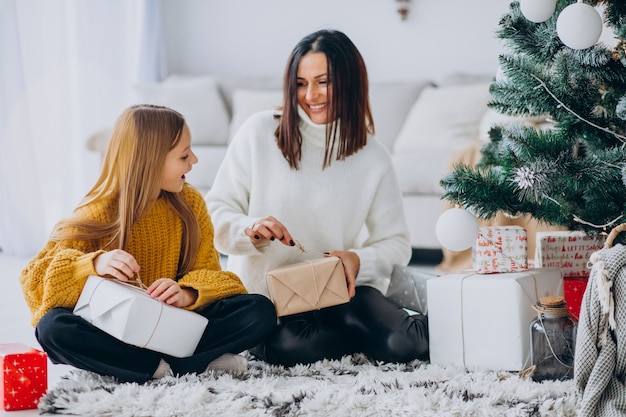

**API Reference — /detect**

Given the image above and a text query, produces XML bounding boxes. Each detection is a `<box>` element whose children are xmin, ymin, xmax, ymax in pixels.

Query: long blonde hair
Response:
<box><xmin>51</xmin><ymin>104</ymin><xmax>200</xmax><ymax>278</ymax></box>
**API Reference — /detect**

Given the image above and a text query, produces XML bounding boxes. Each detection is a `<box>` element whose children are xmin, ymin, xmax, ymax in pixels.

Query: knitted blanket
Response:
<box><xmin>574</xmin><ymin>244</ymin><xmax>626</xmax><ymax>416</ymax></box>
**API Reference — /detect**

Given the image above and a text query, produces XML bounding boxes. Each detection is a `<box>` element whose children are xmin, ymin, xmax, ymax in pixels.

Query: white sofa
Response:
<box><xmin>87</xmin><ymin>73</ymin><xmax>494</xmax><ymax>254</ymax></box>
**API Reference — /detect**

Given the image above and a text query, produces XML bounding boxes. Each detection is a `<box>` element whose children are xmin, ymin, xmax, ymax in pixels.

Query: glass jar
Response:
<box><xmin>529</xmin><ymin>295</ymin><xmax>577</xmax><ymax>382</ymax></box>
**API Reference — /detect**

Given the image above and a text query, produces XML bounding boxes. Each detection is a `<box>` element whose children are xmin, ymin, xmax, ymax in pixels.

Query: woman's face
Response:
<box><xmin>160</xmin><ymin>123</ymin><xmax>198</xmax><ymax>193</ymax></box>
<box><xmin>297</xmin><ymin>52</ymin><xmax>331</xmax><ymax>125</ymax></box>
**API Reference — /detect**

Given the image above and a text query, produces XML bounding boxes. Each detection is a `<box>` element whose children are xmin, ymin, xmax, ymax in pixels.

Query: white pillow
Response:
<box><xmin>133</xmin><ymin>76</ymin><xmax>230</xmax><ymax>146</ymax></box>
<box><xmin>228</xmin><ymin>89</ymin><xmax>283</xmax><ymax>142</ymax></box>
<box><xmin>393</xmin><ymin>149</ymin><xmax>451</xmax><ymax>195</ymax></box>
<box><xmin>393</xmin><ymin>83</ymin><xmax>492</xmax><ymax>153</ymax></box>
<box><xmin>369</xmin><ymin>80</ymin><xmax>432</xmax><ymax>150</ymax></box>
<box><xmin>216</xmin><ymin>76</ymin><xmax>283</xmax><ymax>112</ymax></box>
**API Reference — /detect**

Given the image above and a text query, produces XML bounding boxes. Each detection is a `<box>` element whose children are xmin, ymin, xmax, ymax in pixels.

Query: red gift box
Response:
<box><xmin>0</xmin><ymin>343</ymin><xmax>48</xmax><ymax>411</ymax></box>
<box><xmin>563</xmin><ymin>276</ymin><xmax>589</xmax><ymax>321</ymax></box>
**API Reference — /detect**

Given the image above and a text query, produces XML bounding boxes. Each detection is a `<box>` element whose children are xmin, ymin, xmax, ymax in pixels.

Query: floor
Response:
<box><xmin>0</xmin><ymin>251</ymin><xmax>439</xmax><ymax>416</ymax></box>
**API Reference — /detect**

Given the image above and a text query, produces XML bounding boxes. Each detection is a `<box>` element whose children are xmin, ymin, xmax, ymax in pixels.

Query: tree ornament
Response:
<box><xmin>513</xmin><ymin>166</ymin><xmax>540</xmax><ymax>190</ymax></box>
<box><xmin>556</xmin><ymin>1</ymin><xmax>603</xmax><ymax>50</ymax></box>
<box><xmin>520</xmin><ymin>0</ymin><xmax>557</xmax><ymax>23</ymax></box>
<box><xmin>435</xmin><ymin>207</ymin><xmax>479</xmax><ymax>252</ymax></box>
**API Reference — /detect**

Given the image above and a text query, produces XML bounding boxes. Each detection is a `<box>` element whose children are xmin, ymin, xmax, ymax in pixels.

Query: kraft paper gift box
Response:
<box><xmin>0</xmin><ymin>343</ymin><xmax>47</xmax><ymax>411</ymax></box>
<box><xmin>535</xmin><ymin>231</ymin><xmax>605</xmax><ymax>278</ymax></box>
<box><xmin>267</xmin><ymin>256</ymin><xmax>349</xmax><ymax>317</ymax></box>
<box><xmin>427</xmin><ymin>268</ymin><xmax>563</xmax><ymax>371</ymax></box>
<box><xmin>473</xmin><ymin>226</ymin><xmax>528</xmax><ymax>274</ymax></box>
<box><xmin>74</xmin><ymin>275</ymin><xmax>208</xmax><ymax>358</ymax></box>
<box><xmin>386</xmin><ymin>265</ymin><xmax>437</xmax><ymax>315</ymax></box>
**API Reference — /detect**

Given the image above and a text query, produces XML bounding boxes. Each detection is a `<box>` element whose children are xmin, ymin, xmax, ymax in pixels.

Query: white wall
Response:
<box><xmin>162</xmin><ymin>0</ymin><xmax>510</xmax><ymax>82</ymax></box>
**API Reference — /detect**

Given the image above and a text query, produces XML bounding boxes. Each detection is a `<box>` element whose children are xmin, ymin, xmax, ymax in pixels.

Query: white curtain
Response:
<box><xmin>0</xmin><ymin>0</ymin><xmax>166</xmax><ymax>257</ymax></box>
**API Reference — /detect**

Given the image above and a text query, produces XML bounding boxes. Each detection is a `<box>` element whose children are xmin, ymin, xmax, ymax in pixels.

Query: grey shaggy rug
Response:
<box><xmin>38</xmin><ymin>354</ymin><xmax>579</xmax><ymax>417</ymax></box>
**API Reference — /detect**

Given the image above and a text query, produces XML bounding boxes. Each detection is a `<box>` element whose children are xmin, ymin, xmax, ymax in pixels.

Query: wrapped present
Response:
<box><xmin>267</xmin><ymin>257</ymin><xmax>349</xmax><ymax>317</ymax></box>
<box><xmin>74</xmin><ymin>275</ymin><xmax>208</xmax><ymax>357</ymax></box>
<box><xmin>427</xmin><ymin>268</ymin><xmax>563</xmax><ymax>371</ymax></box>
<box><xmin>0</xmin><ymin>344</ymin><xmax>47</xmax><ymax>411</ymax></box>
<box><xmin>563</xmin><ymin>276</ymin><xmax>589</xmax><ymax>321</ymax></box>
<box><xmin>535</xmin><ymin>231</ymin><xmax>605</xmax><ymax>278</ymax></box>
<box><xmin>473</xmin><ymin>226</ymin><xmax>528</xmax><ymax>274</ymax></box>
<box><xmin>386</xmin><ymin>265</ymin><xmax>437</xmax><ymax>315</ymax></box>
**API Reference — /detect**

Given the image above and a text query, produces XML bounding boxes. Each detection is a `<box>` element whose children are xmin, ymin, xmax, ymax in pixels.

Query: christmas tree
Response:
<box><xmin>441</xmin><ymin>0</ymin><xmax>626</xmax><ymax>240</ymax></box>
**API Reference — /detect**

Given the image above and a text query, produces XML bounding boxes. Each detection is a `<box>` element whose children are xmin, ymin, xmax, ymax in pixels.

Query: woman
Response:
<box><xmin>206</xmin><ymin>30</ymin><xmax>429</xmax><ymax>367</ymax></box>
<box><xmin>20</xmin><ymin>104</ymin><xmax>276</xmax><ymax>383</ymax></box>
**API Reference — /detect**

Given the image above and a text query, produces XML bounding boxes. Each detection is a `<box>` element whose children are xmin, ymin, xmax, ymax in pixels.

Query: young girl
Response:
<box><xmin>206</xmin><ymin>30</ymin><xmax>429</xmax><ymax>367</ymax></box>
<box><xmin>20</xmin><ymin>104</ymin><xmax>276</xmax><ymax>383</ymax></box>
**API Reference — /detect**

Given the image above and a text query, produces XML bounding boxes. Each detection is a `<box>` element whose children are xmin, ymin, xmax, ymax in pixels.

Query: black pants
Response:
<box><xmin>36</xmin><ymin>294</ymin><xmax>276</xmax><ymax>383</ymax></box>
<box><xmin>253</xmin><ymin>286</ymin><xmax>429</xmax><ymax>367</ymax></box>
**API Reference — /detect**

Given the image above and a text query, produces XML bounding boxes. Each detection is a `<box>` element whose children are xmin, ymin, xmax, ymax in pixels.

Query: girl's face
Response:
<box><xmin>297</xmin><ymin>52</ymin><xmax>332</xmax><ymax>125</ymax></box>
<box><xmin>160</xmin><ymin>123</ymin><xmax>198</xmax><ymax>193</ymax></box>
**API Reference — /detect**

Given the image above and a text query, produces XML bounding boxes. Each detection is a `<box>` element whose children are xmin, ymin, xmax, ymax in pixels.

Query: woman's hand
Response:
<box><xmin>147</xmin><ymin>278</ymin><xmax>198</xmax><ymax>308</ymax></box>
<box><xmin>326</xmin><ymin>250</ymin><xmax>359</xmax><ymax>298</ymax></box>
<box><xmin>94</xmin><ymin>249</ymin><xmax>140</xmax><ymax>282</ymax></box>
<box><xmin>244</xmin><ymin>215</ymin><xmax>296</xmax><ymax>247</ymax></box>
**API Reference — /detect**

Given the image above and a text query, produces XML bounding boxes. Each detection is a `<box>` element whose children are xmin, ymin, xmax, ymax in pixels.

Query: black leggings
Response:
<box><xmin>253</xmin><ymin>286</ymin><xmax>429</xmax><ymax>367</ymax></box>
<box><xmin>36</xmin><ymin>294</ymin><xmax>276</xmax><ymax>383</ymax></box>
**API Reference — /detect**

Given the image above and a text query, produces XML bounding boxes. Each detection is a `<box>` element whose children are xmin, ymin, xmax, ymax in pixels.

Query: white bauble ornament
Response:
<box><xmin>435</xmin><ymin>207</ymin><xmax>479</xmax><ymax>252</ymax></box>
<box><xmin>556</xmin><ymin>2</ymin><xmax>603</xmax><ymax>50</ymax></box>
<box><xmin>520</xmin><ymin>0</ymin><xmax>557</xmax><ymax>23</ymax></box>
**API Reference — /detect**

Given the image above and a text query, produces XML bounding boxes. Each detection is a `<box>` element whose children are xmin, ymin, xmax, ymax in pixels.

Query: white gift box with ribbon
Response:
<box><xmin>74</xmin><ymin>275</ymin><xmax>208</xmax><ymax>358</ymax></box>
<box><xmin>427</xmin><ymin>268</ymin><xmax>563</xmax><ymax>371</ymax></box>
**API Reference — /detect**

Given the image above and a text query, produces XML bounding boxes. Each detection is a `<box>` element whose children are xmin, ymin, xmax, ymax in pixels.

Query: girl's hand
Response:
<box><xmin>94</xmin><ymin>249</ymin><xmax>140</xmax><ymax>282</ymax></box>
<box><xmin>244</xmin><ymin>216</ymin><xmax>296</xmax><ymax>247</ymax></box>
<box><xmin>147</xmin><ymin>278</ymin><xmax>198</xmax><ymax>308</ymax></box>
<box><xmin>325</xmin><ymin>250</ymin><xmax>360</xmax><ymax>298</ymax></box>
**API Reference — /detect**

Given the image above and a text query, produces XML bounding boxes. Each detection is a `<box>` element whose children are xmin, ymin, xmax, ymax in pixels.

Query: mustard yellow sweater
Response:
<box><xmin>20</xmin><ymin>184</ymin><xmax>247</xmax><ymax>327</ymax></box>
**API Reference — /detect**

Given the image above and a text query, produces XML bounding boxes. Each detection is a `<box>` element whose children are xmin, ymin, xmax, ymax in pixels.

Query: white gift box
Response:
<box><xmin>74</xmin><ymin>275</ymin><xmax>208</xmax><ymax>358</ymax></box>
<box><xmin>427</xmin><ymin>268</ymin><xmax>563</xmax><ymax>371</ymax></box>
<box><xmin>535</xmin><ymin>231</ymin><xmax>605</xmax><ymax>278</ymax></box>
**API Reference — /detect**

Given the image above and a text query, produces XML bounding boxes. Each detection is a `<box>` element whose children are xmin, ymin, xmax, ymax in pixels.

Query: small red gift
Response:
<box><xmin>563</xmin><ymin>276</ymin><xmax>589</xmax><ymax>321</ymax></box>
<box><xmin>0</xmin><ymin>343</ymin><xmax>48</xmax><ymax>411</ymax></box>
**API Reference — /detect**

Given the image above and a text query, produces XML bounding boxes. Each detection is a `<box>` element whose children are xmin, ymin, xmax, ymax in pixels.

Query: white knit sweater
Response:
<box><xmin>205</xmin><ymin>109</ymin><xmax>411</xmax><ymax>297</ymax></box>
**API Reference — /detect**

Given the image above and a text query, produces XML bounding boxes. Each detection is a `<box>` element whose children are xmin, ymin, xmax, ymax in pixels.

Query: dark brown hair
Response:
<box><xmin>276</xmin><ymin>29</ymin><xmax>374</xmax><ymax>169</ymax></box>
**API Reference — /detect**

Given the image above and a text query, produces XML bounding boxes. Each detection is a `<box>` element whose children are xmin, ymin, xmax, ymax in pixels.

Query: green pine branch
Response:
<box><xmin>441</xmin><ymin>0</ymin><xmax>626</xmax><ymax>238</ymax></box>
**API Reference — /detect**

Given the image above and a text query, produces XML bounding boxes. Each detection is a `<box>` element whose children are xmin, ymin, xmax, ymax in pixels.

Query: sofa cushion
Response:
<box><xmin>441</xmin><ymin>73</ymin><xmax>494</xmax><ymax>86</ymax></box>
<box><xmin>369</xmin><ymin>81</ymin><xmax>433</xmax><ymax>150</ymax></box>
<box><xmin>393</xmin><ymin>83</ymin><xmax>491</xmax><ymax>153</ymax></box>
<box><xmin>228</xmin><ymin>89</ymin><xmax>283</xmax><ymax>142</ymax></box>
<box><xmin>133</xmin><ymin>76</ymin><xmax>230</xmax><ymax>146</ymax></box>
<box><xmin>393</xmin><ymin>149</ymin><xmax>452</xmax><ymax>195</ymax></box>
<box><xmin>216</xmin><ymin>75</ymin><xmax>283</xmax><ymax>115</ymax></box>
